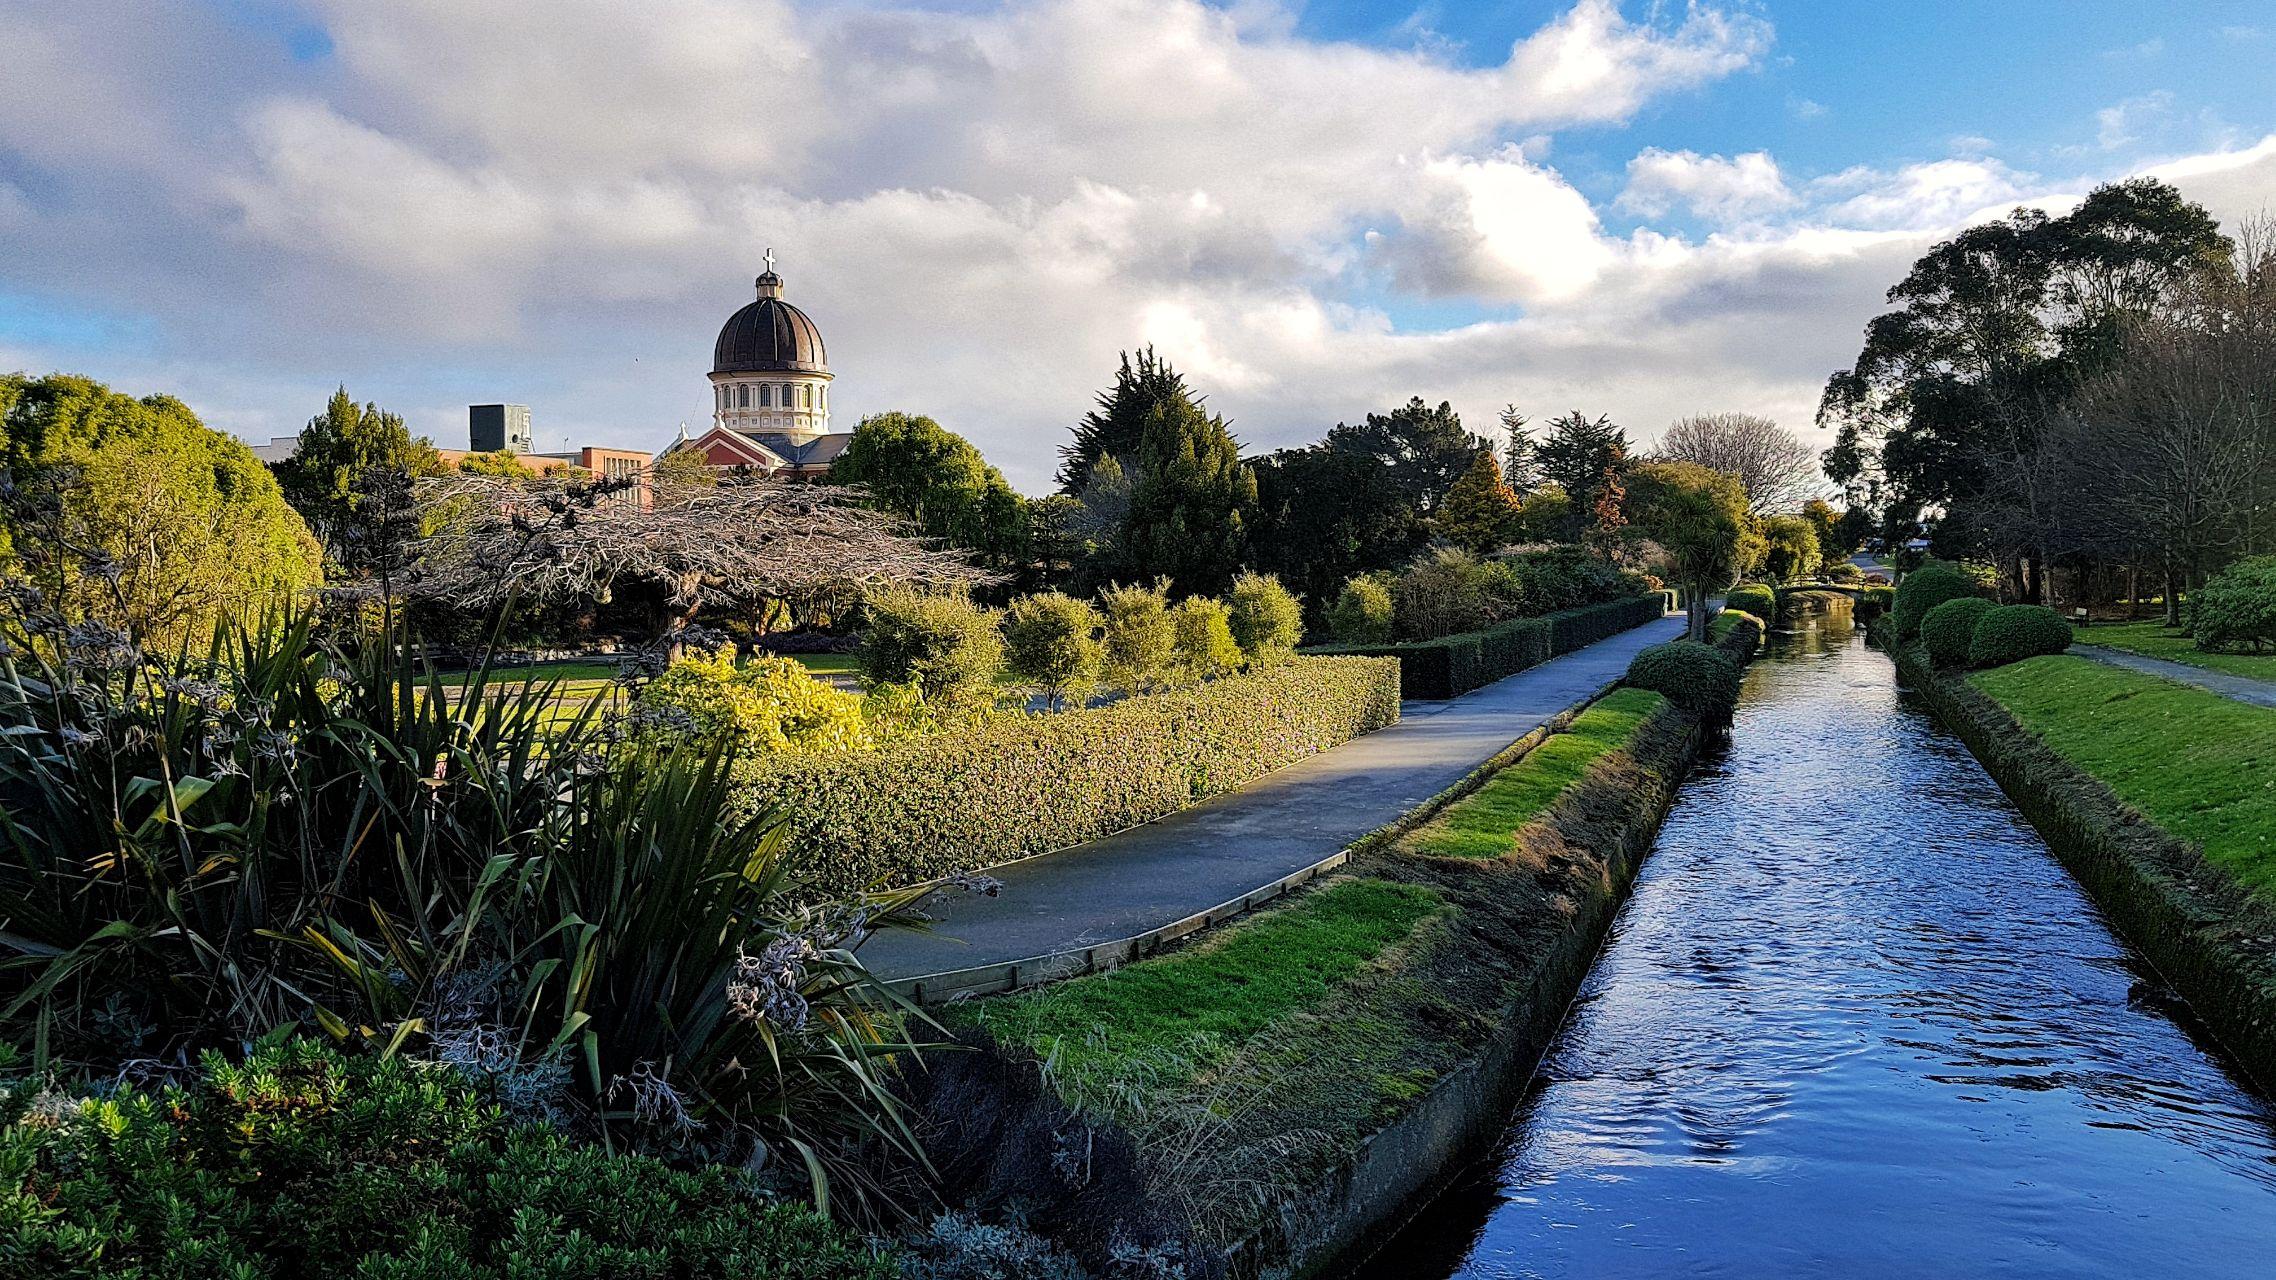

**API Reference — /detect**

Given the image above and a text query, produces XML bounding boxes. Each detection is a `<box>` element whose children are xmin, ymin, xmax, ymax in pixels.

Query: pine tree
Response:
<box><xmin>1499</xmin><ymin>404</ymin><xmax>1540</xmax><ymax>495</ymax></box>
<box><xmin>1436</xmin><ymin>450</ymin><xmax>1521</xmax><ymax>554</ymax></box>
<box><xmin>1070</xmin><ymin>351</ymin><xmax>1256</xmax><ymax>595</ymax></box>
<box><xmin>1537</xmin><ymin>410</ymin><xmax>1629</xmax><ymax>540</ymax></box>
<box><xmin>1058</xmin><ymin>347</ymin><xmax>1194</xmax><ymax>493</ymax></box>
<box><xmin>273</xmin><ymin>388</ymin><xmax>445</xmax><ymax>585</ymax></box>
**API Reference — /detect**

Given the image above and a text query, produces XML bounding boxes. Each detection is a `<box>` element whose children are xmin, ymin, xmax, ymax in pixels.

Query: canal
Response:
<box><xmin>1353</xmin><ymin>619</ymin><xmax>2276</xmax><ymax>1278</ymax></box>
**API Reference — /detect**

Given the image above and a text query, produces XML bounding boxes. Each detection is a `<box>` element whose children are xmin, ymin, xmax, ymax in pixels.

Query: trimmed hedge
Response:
<box><xmin>746</xmin><ymin>656</ymin><xmax>1401</xmax><ymax>894</ymax></box>
<box><xmin>1725</xmin><ymin>583</ymin><xmax>1777</xmax><ymax>621</ymax></box>
<box><xmin>1310</xmin><ymin>595</ymin><xmax>1664</xmax><ymax>700</ymax></box>
<box><xmin>1921</xmin><ymin>596</ymin><xmax>1997</xmax><ymax>668</ymax></box>
<box><xmin>1969</xmin><ymin>604</ymin><xmax>2073</xmax><ymax>669</ymax></box>
<box><xmin>1</xmin><ymin>1038</ymin><xmax>891</xmax><ymax>1279</ymax></box>
<box><xmin>1891</xmin><ymin>563</ymin><xmax>1976</xmax><ymax>640</ymax></box>
<box><xmin>1710</xmin><ymin>608</ymin><xmax>1764</xmax><ymax>662</ymax></box>
<box><xmin>1623</xmin><ymin>640</ymin><xmax>1741</xmax><ymax>717</ymax></box>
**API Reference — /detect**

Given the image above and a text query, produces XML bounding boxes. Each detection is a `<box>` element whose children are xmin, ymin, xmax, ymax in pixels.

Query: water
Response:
<box><xmin>1353</xmin><ymin>621</ymin><xmax>2276</xmax><ymax>1279</ymax></box>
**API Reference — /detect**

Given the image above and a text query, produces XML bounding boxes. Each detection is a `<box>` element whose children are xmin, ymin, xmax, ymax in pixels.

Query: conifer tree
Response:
<box><xmin>1070</xmin><ymin>351</ymin><xmax>1256</xmax><ymax>595</ymax></box>
<box><xmin>1437</xmin><ymin>450</ymin><xmax>1521</xmax><ymax>554</ymax></box>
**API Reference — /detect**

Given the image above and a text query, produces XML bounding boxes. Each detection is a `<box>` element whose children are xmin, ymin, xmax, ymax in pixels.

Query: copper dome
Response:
<box><xmin>711</xmin><ymin>270</ymin><xmax>829</xmax><ymax>375</ymax></box>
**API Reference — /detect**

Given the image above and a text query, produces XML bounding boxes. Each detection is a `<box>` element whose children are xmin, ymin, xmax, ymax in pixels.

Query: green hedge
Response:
<box><xmin>1624</xmin><ymin>640</ymin><xmax>1741</xmax><ymax>717</ymax></box>
<box><xmin>1921</xmin><ymin>596</ymin><xmax>1997</xmax><ymax>668</ymax></box>
<box><xmin>747</xmin><ymin>656</ymin><xmax>1401</xmax><ymax>894</ymax></box>
<box><xmin>1892</xmin><ymin>563</ymin><xmax>1976</xmax><ymax>640</ymax></box>
<box><xmin>0</xmin><ymin>1038</ymin><xmax>891</xmax><ymax>1279</ymax></box>
<box><xmin>1970</xmin><ymin>604</ymin><xmax>2073</xmax><ymax>668</ymax></box>
<box><xmin>1711</xmin><ymin>608</ymin><xmax>1765</xmax><ymax>661</ymax></box>
<box><xmin>1726</xmin><ymin>584</ymin><xmax>1777</xmax><ymax>621</ymax></box>
<box><xmin>1309</xmin><ymin>595</ymin><xmax>1664</xmax><ymax>700</ymax></box>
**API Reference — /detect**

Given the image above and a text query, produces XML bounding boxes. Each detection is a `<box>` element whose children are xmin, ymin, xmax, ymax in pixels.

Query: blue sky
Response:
<box><xmin>2</xmin><ymin>1</ymin><xmax>2272</xmax><ymax>489</ymax></box>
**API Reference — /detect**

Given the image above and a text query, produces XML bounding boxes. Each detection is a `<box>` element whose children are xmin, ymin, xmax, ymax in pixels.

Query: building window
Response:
<box><xmin>759</xmin><ymin>384</ymin><xmax>772</xmax><ymax>407</ymax></box>
<box><xmin>737</xmin><ymin>385</ymin><xmax>748</xmax><ymax>409</ymax></box>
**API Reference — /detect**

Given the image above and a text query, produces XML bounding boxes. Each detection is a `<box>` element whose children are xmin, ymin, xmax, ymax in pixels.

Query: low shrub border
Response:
<box><xmin>748</xmin><ymin>655</ymin><xmax>1400</xmax><ymax>895</ymax></box>
<box><xmin>1307</xmin><ymin>594</ymin><xmax>1665</xmax><ymax>700</ymax></box>
<box><xmin>1893</xmin><ymin>644</ymin><xmax>2276</xmax><ymax>1089</ymax></box>
<box><xmin>909</xmin><ymin>629</ymin><xmax>1766</xmax><ymax>1279</ymax></box>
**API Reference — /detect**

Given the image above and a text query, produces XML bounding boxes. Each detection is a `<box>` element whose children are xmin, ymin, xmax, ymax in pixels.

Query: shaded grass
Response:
<box><xmin>970</xmin><ymin>878</ymin><xmax>1442</xmax><ymax>1085</ymax></box>
<box><xmin>2076</xmin><ymin>620</ymin><xmax>2276</xmax><ymax>683</ymax></box>
<box><xmin>1406</xmin><ymin>687</ymin><xmax>1666</xmax><ymax>859</ymax></box>
<box><xmin>1971</xmin><ymin>655</ymin><xmax>2276</xmax><ymax>899</ymax></box>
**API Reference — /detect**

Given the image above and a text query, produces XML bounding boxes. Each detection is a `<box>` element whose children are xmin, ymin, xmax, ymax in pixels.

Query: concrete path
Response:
<box><xmin>862</xmin><ymin>612</ymin><xmax>1689</xmax><ymax>997</ymax></box>
<box><xmin>2069</xmin><ymin>643</ymin><xmax>2276</xmax><ymax>710</ymax></box>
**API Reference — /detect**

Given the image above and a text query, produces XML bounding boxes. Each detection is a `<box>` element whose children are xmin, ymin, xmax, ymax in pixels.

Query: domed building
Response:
<box><xmin>667</xmin><ymin>253</ymin><xmax>852</xmax><ymax>478</ymax></box>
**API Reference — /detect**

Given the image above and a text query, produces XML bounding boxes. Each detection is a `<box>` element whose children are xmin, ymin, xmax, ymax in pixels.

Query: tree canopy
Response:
<box><xmin>1627</xmin><ymin>459</ymin><xmax>1758</xmax><ymax>640</ymax></box>
<box><xmin>1323</xmin><ymin>396</ymin><xmax>1486</xmax><ymax>513</ymax></box>
<box><xmin>273</xmin><ymin>387</ymin><xmax>445</xmax><ymax>587</ymax></box>
<box><xmin>1248</xmin><ymin>443</ymin><xmax>1426</xmax><ymax>619</ymax></box>
<box><xmin>827</xmin><ymin>411</ymin><xmax>1029</xmax><ymax>569</ymax></box>
<box><xmin>1069</xmin><ymin>351</ymin><xmax>1256</xmax><ymax>595</ymax></box>
<box><xmin>1653</xmin><ymin>412</ymin><xmax>1820</xmax><ymax>515</ymax></box>
<box><xmin>1436</xmin><ymin>449</ymin><xmax>1521</xmax><ymax>554</ymax></box>
<box><xmin>1537</xmin><ymin>410</ymin><xmax>1630</xmax><ymax>540</ymax></box>
<box><xmin>0</xmin><ymin>373</ymin><xmax>324</xmax><ymax>645</ymax></box>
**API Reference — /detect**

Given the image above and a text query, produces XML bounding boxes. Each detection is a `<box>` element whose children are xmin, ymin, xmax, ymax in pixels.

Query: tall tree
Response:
<box><xmin>1436</xmin><ymin>449</ymin><xmax>1522</xmax><ymax>554</ymax></box>
<box><xmin>828</xmin><ymin>411</ymin><xmax>1029</xmax><ymax>569</ymax></box>
<box><xmin>1324</xmin><ymin>397</ymin><xmax>1487</xmax><ymax>513</ymax></box>
<box><xmin>1653</xmin><ymin>412</ymin><xmax>1820</xmax><ymax>515</ymax></box>
<box><xmin>1248</xmin><ymin>444</ymin><xmax>1426</xmax><ymax>618</ymax></box>
<box><xmin>1627</xmin><ymin>461</ymin><xmax>1758</xmax><ymax>641</ymax></box>
<box><xmin>273</xmin><ymin>387</ymin><xmax>446</xmax><ymax>597</ymax></box>
<box><xmin>1536</xmin><ymin>410</ymin><xmax>1629</xmax><ymax>539</ymax></box>
<box><xmin>1070</xmin><ymin>351</ymin><xmax>1256</xmax><ymax>595</ymax></box>
<box><xmin>1499</xmin><ymin>404</ymin><xmax>1540</xmax><ymax>494</ymax></box>
<box><xmin>1058</xmin><ymin>346</ymin><xmax>1192</xmax><ymax>493</ymax></box>
<box><xmin>0</xmin><ymin>373</ymin><xmax>324</xmax><ymax>646</ymax></box>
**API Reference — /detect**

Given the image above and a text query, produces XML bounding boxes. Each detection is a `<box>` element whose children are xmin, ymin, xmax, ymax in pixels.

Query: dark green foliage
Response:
<box><xmin>2192</xmin><ymin>555</ymin><xmax>2276</xmax><ymax>652</ymax></box>
<box><xmin>1921</xmin><ymin>596</ymin><xmax>1998</xmax><ymax>667</ymax></box>
<box><xmin>1890</xmin><ymin>561</ymin><xmax>1977</xmax><ymax>640</ymax></box>
<box><xmin>1319</xmin><ymin>595</ymin><xmax>1663</xmax><ymax>700</ymax></box>
<box><xmin>1057</xmin><ymin>346</ymin><xmax>1188</xmax><ymax>494</ymax></box>
<box><xmin>746</xmin><ymin>657</ymin><xmax>1401</xmax><ymax>894</ymax></box>
<box><xmin>0</xmin><ymin>1038</ymin><xmax>891</xmax><ymax>1279</ymax></box>
<box><xmin>828</xmin><ymin>412</ymin><xmax>1030</xmax><ymax>570</ymax></box>
<box><xmin>1321</xmin><ymin>397</ymin><xmax>1486</xmax><ymax>513</ymax></box>
<box><xmin>1856</xmin><ymin>584</ymin><xmax>1895</xmax><ymax>622</ymax></box>
<box><xmin>1535</xmin><ymin>411</ymin><xmax>1630</xmax><ymax>539</ymax></box>
<box><xmin>272</xmin><ymin>386</ymin><xmax>446</xmax><ymax>584</ymax></box>
<box><xmin>859</xmin><ymin>587</ymin><xmax>1005</xmax><ymax>713</ymax></box>
<box><xmin>1500</xmin><ymin>544</ymin><xmax>1632</xmax><ymax>612</ymax></box>
<box><xmin>1066</xmin><ymin>351</ymin><xmax>1256</xmax><ymax>595</ymax></box>
<box><xmin>1247</xmin><ymin>445</ymin><xmax>1427</xmax><ymax>620</ymax></box>
<box><xmin>1725</xmin><ymin>584</ymin><xmax>1777</xmax><ymax>621</ymax></box>
<box><xmin>1968</xmin><ymin>604</ymin><xmax>2074</xmax><ymax>668</ymax></box>
<box><xmin>1623</xmin><ymin>640</ymin><xmax>1742</xmax><ymax>717</ymax></box>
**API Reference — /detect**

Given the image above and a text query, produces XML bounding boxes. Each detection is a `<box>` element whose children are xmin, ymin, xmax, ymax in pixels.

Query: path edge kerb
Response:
<box><xmin>887</xmin><ymin>674</ymin><xmax>1626</xmax><ymax>1006</ymax></box>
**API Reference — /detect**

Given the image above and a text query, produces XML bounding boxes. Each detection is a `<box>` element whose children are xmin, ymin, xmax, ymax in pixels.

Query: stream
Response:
<box><xmin>1351</xmin><ymin>618</ymin><xmax>2276</xmax><ymax>1278</ymax></box>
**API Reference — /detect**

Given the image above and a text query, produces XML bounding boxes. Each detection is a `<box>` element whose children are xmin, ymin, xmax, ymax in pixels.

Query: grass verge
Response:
<box><xmin>1970</xmin><ymin>655</ymin><xmax>2276</xmax><ymax>900</ymax></box>
<box><xmin>1408</xmin><ymin>687</ymin><xmax>1666</xmax><ymax>858</ymax></box>
<box><xmin>2075</xmin><ymin>620</ymin><xmax>2276</xmax><ymax>682</ymax></box>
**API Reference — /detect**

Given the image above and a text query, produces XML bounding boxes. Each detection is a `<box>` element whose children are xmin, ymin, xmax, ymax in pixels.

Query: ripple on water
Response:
<box><xmin>1350</xmin><ymin>623</ymin><xmax>2276</xmax><ymax>1280</ymax></box>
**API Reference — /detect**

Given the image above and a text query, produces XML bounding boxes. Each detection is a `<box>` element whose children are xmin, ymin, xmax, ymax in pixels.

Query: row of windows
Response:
<box><xmin>717</xmin><ymin>381</ymin><xmax>825</xmax><ymax>412</ymax></box>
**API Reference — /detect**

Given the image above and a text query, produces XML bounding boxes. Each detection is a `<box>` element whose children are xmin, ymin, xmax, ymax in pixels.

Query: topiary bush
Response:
<box><xmin>1327</xmin><ymin>575</ymin><xmax>1394</xmax><ymax>645</ymax></box>
<box><xmin>1226</xmin><ymin>571</ymin><xmax>1304</xmax><ymax>666</ymax></box>
<box><xmin>1171</xmin><ymin>595</ymin><xmax>1244</xmax><ymax>684</ymax></box>
<box><xmin>859</xmin><ymin>587</ymin><xmax>1004</xmax><ymax>713</ymax></box>
<box><xmin>1968</xmin><ymin>604</ymin><xmax>2074</xmax><ymax>669</ymax></box>
<box><xmin>0</xmin><ymin>1037</ymin><xmax>894</xmax><ymax>1279</ymax></box>
<box><xmin>1891</xmin><ymin>562</ymin><xmax>1977</xmax><ymax>640</ymax></box>
<box><xmin>636</xmin><ymin>647</ymin><xmax>874</xmax><ymax>753</ymax></box>
<box><xmin>746</xmin><ymin>657</ymin><xmax>1401</xmax><ymax>894</ymax></box>
<box><xmin>1921</xmin><ymin>596</ymin><xmax>1998</xmax><ymax>668</ymax></box>
<box><xmin>1001</xmin><ymin>591</ymin><xmax>1102</xmax><ymax>711</ymax></box>
<box><xmin>1726</xmin><ymin>583</ymin><xmax>1777</xmax><ymax>622</ymax></box>
<box><xmin>2192</xmin><ymin>555</ymin><xmax>2276</xmax><ymax>653</ymax></box>
<box><xmin>1623</xmin><ymin>640</ymin><xmax>1742</xmax><ymax>717</ymax></box>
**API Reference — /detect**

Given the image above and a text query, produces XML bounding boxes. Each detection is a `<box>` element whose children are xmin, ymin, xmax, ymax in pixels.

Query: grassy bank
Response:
<box><xmin>947</xmin><ymin>681</ymin><xmax>1693</xmax><ymax>1273</ymax></box>
<box><xmin>1894</xmin><ymin>642</ymin><xmax>2276</xmax><ymax>1090</ymax></box>
<box><xmin>2075</xmin><ymin>620</ymin><xmax>2276</xmax><ymax>682</ymax></box>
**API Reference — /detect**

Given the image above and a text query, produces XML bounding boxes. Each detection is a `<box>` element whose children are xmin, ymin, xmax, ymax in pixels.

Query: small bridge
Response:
<box><xmin>1773</xmin><ymin>583</ymin><xmax>1869</xmax><ymax>601</ymax></box>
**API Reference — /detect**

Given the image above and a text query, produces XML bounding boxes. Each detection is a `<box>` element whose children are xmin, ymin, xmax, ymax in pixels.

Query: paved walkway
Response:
<box><xmin>2069</xmin><ymin>643</ymin><xmax>2276</xmax><ymax>710</ymax></box>
<box><xmin>862</xmin><ymin>613</ymin><xmax>1689</xmax><ymax>994</ymax></box>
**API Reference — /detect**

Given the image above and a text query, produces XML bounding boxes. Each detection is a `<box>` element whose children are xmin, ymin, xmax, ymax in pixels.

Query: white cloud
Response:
<box><xmin>1617</xmin><ymin>148</ymin><xmax>1798</xmax><ymax>222</ymax></box>
<box><xmin>1810</xmin><ymin>157</ymin><xmax>2033</xmax><ymax>231</ymax></box>
<box><xmin>2097</xmin><ymin>90</ymin><xmax>2175</xmax><ymax>150</ymax></box>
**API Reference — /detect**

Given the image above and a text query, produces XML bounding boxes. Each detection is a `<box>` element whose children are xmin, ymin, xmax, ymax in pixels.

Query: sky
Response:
<box><xmin>2</xmin><ymin>1</ymin><xmax>2273</xmax><ymax>493</ymax></box>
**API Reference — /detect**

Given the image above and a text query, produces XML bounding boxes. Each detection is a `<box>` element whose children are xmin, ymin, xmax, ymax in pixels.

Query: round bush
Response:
<box><xmin>859</xmin><ymin>587</ymin><xmax>1004</xmax><ymax>713</ymax></box>
<box><xmin>1327</xmin><ymin>575</ymin><xmax>1394</xmax><ymax>645</ymax></box>
<box><xmin>1920</xmin><ymin>596</ymin><xmax>1997</xmax><ymax>668</ymax></box>
<box><xmin>1226</xmin><ymin>571</ymin><xmax>1304</xmax><ymax>665</ymax></box>
<box><xmin>2191</xmin><ymin>555</ymin><xmax>2276</xmax><ymax>653</ymax></box>
<box><xmin>1891</xmin><ymin>562</ymin><xmax>1976</xmax><ymax>640</ymax></box>
<box><xmin>1968</xmin><ymin>604</ymin><xmax>2074</xmax><ymax>669</ymax></box>
<box><xmin>1002</xmin><ymin>591</ymin><xmax>1103</xmax><ymax>709</ymax></box>
<box><xmin>1725</xmin><ymin>583</ymin><xmax>1777</xmax><ymax>622</ymax></box>
<box><xmin>1623</xmin><ymin>640</ymin><xmax>1741</xmax><ymax>717</ymax></box>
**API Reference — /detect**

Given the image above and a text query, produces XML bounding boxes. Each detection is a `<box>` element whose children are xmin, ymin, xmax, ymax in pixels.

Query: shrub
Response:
<box><xmin>859</xmin><ymin>587</ymin><xmax>1004</xmax><ymax>713</ymax></box>
<box><xmin>1969</xmin><ymin>604</ymin><xmax>2074</xmax><ymax>669</ymax></box>
<box><xmin>1710</xmin><ymin>608</ymin><xmax>1764</xmax><ymax>660</ymax></box>
<box><xmin>1726</xmin><ymin>583</ymin><xmax>1777</xmax><ymax>621</ymax></box>
<box><xmin>1500</xmin><ymin>544</ymin><xmax>1628</xmax><ymax>613</ymax></box>
<box><xmin>1827</xmin><ymin>561</ymin><xmax>1864</xmax><ymax>584</ymax></box>
<box><xmin>1172</xmin><ymin>596</ymin><xmax>1244</xmax><ymax>683</ymax></box>
<box><xmin>1227</xmin><ymin>571</ymin><xmax>1304</xmax><ymax>666</ymax></box>
<box><xmin>1099</xmin><ymin>580</ymin><xmax>1177</xmax><ymax>693</ymax></box>
<box><xmin>1624</xmin><ymin>640</ymin><xmax>1742</xmax><ymax>717</ymax></box>
<box><xmin>1328</xmin><ymin>575</ymin><xmax>1394</xmax><ymax>645</ymax></box>
<box><xmin>635</xmin><ymin>648</ymin><xmax>873</xmax><ymax>753</ymax></box>
<box><xmin>2192</xmin><ymin>555</ymin><xmax>2276</xmax><ymax>653</ymax></box>
<box><xmin>1313</xmin><ymin>595</ymin><xmax>1663</xmax><ymax>700</ymax></box>
<box><xmin>1856</xmin><ymin>583</ymin><xmax>1895</xmax><ymax>622</ymax></box>
<box><xmin>1390</xmin><ymin>548</ymin><xmax>1520</xmax><ymax>640</ymax></box>
<box><xmin>1891</xmin><ymin>562</ymin><xmax>1977</xmax><ymax>640</ymax></box>
<box><xmin>1921</xmin><ymin>596</ymin><xmax>1998</xmax><ymax>668</ymax></box>
<box><xmin>0</xmin><ymin>1038</ymin><xmax>894</xmax><ymax>1279</ymax></box>
<box><xmin>1001</xmin><ymin>591</ymin><xmax>1103</xmax><ymax>710</ymax></box>
<box><xmin>745</xmin><ymin>658</ymin><xmax>1401</xmax><ymax>894</ymax></box>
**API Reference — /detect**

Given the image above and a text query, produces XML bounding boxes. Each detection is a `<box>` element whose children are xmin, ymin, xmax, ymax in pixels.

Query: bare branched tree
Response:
<box><xmin>1652</xmin><ymin>412</ymin><xmax>1825</xmax><ymax>516</ymax></box>
<box><xmin>407</xmin><ymin>470</ymin><xmax>989</xmax><ymax>652</ymax></box>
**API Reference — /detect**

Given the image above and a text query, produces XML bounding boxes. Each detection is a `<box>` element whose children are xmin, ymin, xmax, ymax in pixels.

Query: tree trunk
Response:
<box><xmin>1687</xmin><ymin>593</ymin><xmax>1707</xmax><ymax>642</ymax></box>
<box><xmin>2163</xmin><ymin>563</ymin><xmax>2182</xmax><ymax>628</ymax></box>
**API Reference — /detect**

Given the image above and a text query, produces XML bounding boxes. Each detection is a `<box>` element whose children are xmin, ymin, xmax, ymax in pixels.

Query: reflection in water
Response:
<box><xmin>1351</xmin><ymin>622</ymin><xmax>2276</xmax><ymax>1280</ymax></box>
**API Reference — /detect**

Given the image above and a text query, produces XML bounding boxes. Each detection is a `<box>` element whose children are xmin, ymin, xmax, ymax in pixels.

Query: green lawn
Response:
<box><xmin>2075</xmin><ymin>620</ymin><xmax>2276</xmax><ymax>683</ymax></box>
<box><xmin>1971</xmin><ymin>655</ymin><xmax>2276</xmax><ymax>900</ymax></box>
<box><xmin>970</xmin><ymin>877</ymin><xmax>1442</xmax><ymax>1085</ymax></box>
<box><xmin>1407</xmin><ymin>687</ymin><xmax>1667</xmax><ymax>859</ymax></box>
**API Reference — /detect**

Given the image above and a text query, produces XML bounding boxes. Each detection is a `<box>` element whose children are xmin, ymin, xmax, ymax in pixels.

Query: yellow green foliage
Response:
<box><xmin>1172</xmin><ymin>595</ymin><xmax>1244</xmax><ymax>682</ymax></box>
<box><xmin>636</xmin><ymin>648</ymin><xmax>873</xmax><ymax>754</ymax></box>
